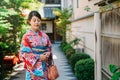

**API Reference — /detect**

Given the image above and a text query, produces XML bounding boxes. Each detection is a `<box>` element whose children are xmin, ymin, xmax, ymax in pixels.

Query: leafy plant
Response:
<box><xmin>62</xmin><ymin>43</ymin><xmax>72</xmax><ymax>52</ymax></box>
<box><xmin>53</xmin><ymin>7</ymin><xmax>72</xmax><ymax>42</ymax></box>
<box><xmin>0</xmin><ymin>0</ymin><xmax>42</xmax><ymax>55</ymax></box>
<box><xmin>84</xmin><ymin>6</ymin><xmax>91</xmax><ymax>12</ymax></box>
<box><xmin>65</xmin><ymin>47</ymin><xmax>75</xmax><ymax>59</ymax></box>
<box><xmin>3</xmin><ymin>14</ymin><xmax>25</xmax><ymax>54</ymax></box>
<box><xmin>69</xmin><ymin>38</ymin><xmax>81</xmax><ymax>46</ymax></box>
<box><xmin>109</xmin><ymin>64</ymin><xmax>120</xmax><ymax>80</ymax></box>
<box><xmin>60</xmin><ymin>41</ymin><xmax>67</xmax><ymax>48</ymax></box>
<box><xmin>0</xmin><ymin>8</ymin><xmax>13</xmax><ymax>52</ymax></box>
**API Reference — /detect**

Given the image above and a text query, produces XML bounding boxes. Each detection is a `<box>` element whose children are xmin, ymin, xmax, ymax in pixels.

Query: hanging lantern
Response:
<box><xmin>21</xmin><ymin>9</ymin><xmax>30</xmax><ymax>17</ymax></box>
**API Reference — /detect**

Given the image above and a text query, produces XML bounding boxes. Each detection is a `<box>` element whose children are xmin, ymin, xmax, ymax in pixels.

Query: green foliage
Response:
<box><xmin>65</xmin><ymin>47</ymin><xmax>75</xmax><ymax>60</ymax></box>
<box><xmin>60</xmin><ymin>42</ymin><xmax>75</xmax><ymax>59</ymax></box>
<box><xmin>99</xmin><ymin>0</ymin><xmax>120</xmax><ymax>12</ymax></box>
<box><xmin>69</xmin><ymin>38</ymin><xmax>81</xmax><ymax>46</ymax></box>
<box><xmin>0</xmin><ymin>42</ymin><xmax>8</xmax><ymax>50</ymax></box>
<box><xmin>53</xmin><ymin>7</ymin><xmax>72</xmax><ymax>42</ymax></box>
<box><xmin>3</xmin><ymin>14</ymin><xmax>25</xmax><ymax>54</ymax></box>
<box><xmin>60</xmin><ymin>41</ymin><xmax>67</xmax><ymax>48</ymax></box>
<box><xmin>84</xmin><ymin>6</ymin><xmax>91</xmax><ymax>12</ymax></box>
<box><xmin>0</xmin><ymin>0</ymin><xmax>41</xmax><ymax>12</ymax></box>
<box><xmin>0</xmin><ymin>0</ymin><xmax>25</xmax><ymax>54</ymax></box>
<box><xmin>61</xmin><ymin>38</ymin><xmax>81</xmax><ymax>51</ymax></box>
<box><xmin>18</xmin><ymin>25</ymin><xmax>29</xmax><ymax>43</ymax></box>
<box><xmin>60</xmin><ymin>38</ymin><xmax>81</xmax><ymax>60</ymax></box>
<box><xmin>0</xmin><ymin>0</ymin><xmax>41</xmax><ymax>54</ymax></box>
<box><xmin>109</xmin><ymin>64</ymin><xmax>120</xmax><ymax>80</ymax></box>
<box><xmin>75</xmin><ymin>58</ymin><xmax>94</xmax><ymax>80</ymax></box>
<box><xmin>69</xmin><ymin>52</ymin><xmax>90</xmax><ymax>70</ymax></box>
<box><xmin>99</xmin><ymin>4</ymin><xmax>113</xmax><ymax>12</ymax></box>
<box><xmin>62</xmin><ymin>44</ymin><xmax>72</xmax><ymax>52</ymax></box>
<box><xmin>1</xmin><ymin>0</ymin><xmax>26</xmax><ymax>12</ymax></box>
<box><xmin>0</xmin><ymin>8</ymin><xmax>13</xmax><ymax>51</ymax></box>
<box><xmin>0</xmin><ymin>8</ymin><xmax>13</xmax><ymax>34</ymax></box>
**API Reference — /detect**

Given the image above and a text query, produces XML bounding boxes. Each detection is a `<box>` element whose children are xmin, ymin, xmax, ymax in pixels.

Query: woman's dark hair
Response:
<box><xmin>27</xmin><ymin>10</ymin><xmax>41</xmax><ymax>21</ymax></box>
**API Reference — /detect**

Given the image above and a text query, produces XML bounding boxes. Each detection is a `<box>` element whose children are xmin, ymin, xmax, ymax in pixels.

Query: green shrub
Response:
<box><xmin>60</xmin><ymin>42</ymin><xmax>67</xmax><ymax>49</ymax></box>
<box><xmin>65</xmin><ymin>47</ymin><xmax>75</xmax><ymax>59</ymax></box>
<box><xmin>69</xmin><ymin>52</ymin><xmax>90</xmax><ymax>70</ymax></box>
<box><xmin>75</xmin><ymin>58</ymin><xmax>94</xmax><ymax>80</ymax></box>
<box><xmin>62</xmin><ymin>44</ymin><xmax>72</xmax><ymax>52</ymax></box>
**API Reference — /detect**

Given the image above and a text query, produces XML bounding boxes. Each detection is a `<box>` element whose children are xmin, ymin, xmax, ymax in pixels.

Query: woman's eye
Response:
<box><xmin>32</xmin><ymin>19</ymin><xmax>40</xmax><ymax>22</ymax></box>
<box><xmin>37</xmin><ymin>20</ymin><xmax>41</xmax><ymax>22</ymax></box>
<box><xmin>33</xmin><ymin>20</ymin><xmax>36</xmax><ymax>22</ymax></box>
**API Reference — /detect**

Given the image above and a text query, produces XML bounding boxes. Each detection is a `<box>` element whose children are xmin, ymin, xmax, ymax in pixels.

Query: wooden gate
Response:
<box><xmin>101</xmin><ymin>7</ymin><xmax>120</xmax><ymax>80</ymax></box>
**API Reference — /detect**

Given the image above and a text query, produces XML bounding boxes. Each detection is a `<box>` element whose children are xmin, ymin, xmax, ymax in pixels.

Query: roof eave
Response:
<box><xmin>94</xmin><ymin>0</ymin><xmax>118</xmax><ymax>6</ymax></box>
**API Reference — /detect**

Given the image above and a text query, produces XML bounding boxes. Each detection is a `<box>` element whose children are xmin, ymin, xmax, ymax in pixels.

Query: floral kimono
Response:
<box><xmin>19</xmin><ymin>30</ymin><xmax>52</xmax><ymax>80</ymax></box>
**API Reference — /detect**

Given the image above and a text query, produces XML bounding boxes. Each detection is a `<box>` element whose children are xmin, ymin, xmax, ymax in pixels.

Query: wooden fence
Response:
<box><xmin>101</xmin><ymin>7</ymin><xmax>120</xmax><ymax>79</ymax></box>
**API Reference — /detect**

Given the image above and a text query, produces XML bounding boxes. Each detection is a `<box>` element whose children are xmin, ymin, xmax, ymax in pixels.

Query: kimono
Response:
<box><xmin>19</xmin><ymin>29</ymin><xmax>52</xmax><ymax>80</ymax></box>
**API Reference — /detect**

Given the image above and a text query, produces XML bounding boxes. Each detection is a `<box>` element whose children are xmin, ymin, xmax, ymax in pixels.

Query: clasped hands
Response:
<box><xmin>40</xmin><ymin>52</ymin><xmax>50</xmax><ymax>61</ymax></box>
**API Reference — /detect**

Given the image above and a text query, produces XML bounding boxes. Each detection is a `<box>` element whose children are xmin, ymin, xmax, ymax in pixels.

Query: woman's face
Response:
<box><xmin>29</xmin><ymin>16</ymin><xmax>41</xmax><ymax>31</ymax></box>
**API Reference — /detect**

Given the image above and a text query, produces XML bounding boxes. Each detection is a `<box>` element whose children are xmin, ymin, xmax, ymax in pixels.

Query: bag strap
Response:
<box><xmin>51</xmin><ymin>58</ymin><xmax>54</xmax><ymax>65</ymax></box>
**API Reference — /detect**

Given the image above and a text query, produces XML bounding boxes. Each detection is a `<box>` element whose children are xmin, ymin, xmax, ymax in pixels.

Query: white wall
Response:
<box><xmin>71</xmin><ymin>17</ymin><xmax>95</xmax><ymax>59</ymax></box>
<box><xmin>41</xmin><ymin>21</ymin><xmax>53</xmax><ymax>33</ymax></box>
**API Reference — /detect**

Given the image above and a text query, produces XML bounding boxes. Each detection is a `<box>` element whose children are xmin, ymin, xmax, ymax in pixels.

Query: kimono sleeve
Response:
<box><xmin>19</xmin><ymin>35</ymin><xmax>40</xmax><ymax>69</ymax></box>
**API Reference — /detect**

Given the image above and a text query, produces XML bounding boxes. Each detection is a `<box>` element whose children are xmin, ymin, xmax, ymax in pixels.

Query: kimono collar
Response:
<box><xmin>27</xmin><ymin>29</ymin><xmax>42</xmax><ymax>36</ymax></box>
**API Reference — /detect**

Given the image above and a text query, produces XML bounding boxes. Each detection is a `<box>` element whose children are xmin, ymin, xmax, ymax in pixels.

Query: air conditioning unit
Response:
<box><xmin>75</xmin><ymin>48</ymin><xmax>84</xmax><ymax>53</ymax></box>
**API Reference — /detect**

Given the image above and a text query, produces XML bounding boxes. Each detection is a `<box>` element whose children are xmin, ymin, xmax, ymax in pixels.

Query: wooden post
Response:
<box><xmin>94</xmin><ymin>12</ymin><xmax>101</xmax><ymax>80</ymax></box>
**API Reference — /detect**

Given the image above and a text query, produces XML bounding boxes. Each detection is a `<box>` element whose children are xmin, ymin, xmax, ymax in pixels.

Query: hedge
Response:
<box><xmin>75</xmin><ymin>58</ymin><xmax>94</xmax><ymax>80</ymax></box>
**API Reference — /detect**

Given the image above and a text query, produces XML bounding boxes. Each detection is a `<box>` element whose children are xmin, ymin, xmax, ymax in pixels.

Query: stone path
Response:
<box><xmin>53</xmin><ymin>43</ymin><xmax>77</xmax><ymax>80</ymax></box>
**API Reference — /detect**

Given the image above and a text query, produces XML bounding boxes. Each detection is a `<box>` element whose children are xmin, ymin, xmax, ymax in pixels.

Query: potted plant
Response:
<box><xmin>109</xmin><ymin>64</ymin><xmax>120</xmax><ymax>80</ymax></box>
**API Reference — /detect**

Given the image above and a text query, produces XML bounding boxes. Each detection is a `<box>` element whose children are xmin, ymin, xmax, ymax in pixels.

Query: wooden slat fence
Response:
<box><xmin>101</xmin><ymin>7</ymin><xmax>120</xmax><ymax>79</ymax></box>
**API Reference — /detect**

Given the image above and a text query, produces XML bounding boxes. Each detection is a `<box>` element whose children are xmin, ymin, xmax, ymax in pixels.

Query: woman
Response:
<box><xmin>19</xmin><ymin>11</ymin><xmax>52</xmax><ymax>80</ymax></box>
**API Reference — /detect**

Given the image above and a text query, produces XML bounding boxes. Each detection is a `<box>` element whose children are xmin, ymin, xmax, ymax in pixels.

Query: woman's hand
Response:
<box><xmin>40</xmin><ymin>54</ymin><xmax>47</xmax><ymax>61</ymax></box>
<box><xmin>40</xmin><ymin>52</ymin><xmax>50</xmax><ymax>61</ymax></box>
<box><xmin>44</xmin><ymin>52</ymin><xmax>51</xmax><ymax>58</ymax></box>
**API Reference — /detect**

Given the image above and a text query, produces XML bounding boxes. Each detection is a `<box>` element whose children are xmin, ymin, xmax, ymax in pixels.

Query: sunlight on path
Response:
<box><xmin>53</xmin><ymin>54</ymin><xmax>58</xmax><ymax>59</ymax></box>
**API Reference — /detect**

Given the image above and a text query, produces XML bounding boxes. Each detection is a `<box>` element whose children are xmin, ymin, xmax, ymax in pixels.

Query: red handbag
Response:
<box><xmin>47</xmin><ymin>61</ymin><xmax>59</xmax><ymax>80</ymax></box>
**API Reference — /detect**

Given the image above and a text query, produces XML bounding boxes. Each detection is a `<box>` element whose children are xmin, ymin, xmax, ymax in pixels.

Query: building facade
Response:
<box><xmin>63</xmin><ymin>0</ymin><xmax>120</xmax><ymax>80</ymax></box>
<box><xmin>64</xmin><ymin>0</ymin><xmax>100</xmax><ymax>79</ymax></box>
<box><xmin>39</xmin><ymin>0</ymin><xmax>62</xmax><ymax>43</ymax></box>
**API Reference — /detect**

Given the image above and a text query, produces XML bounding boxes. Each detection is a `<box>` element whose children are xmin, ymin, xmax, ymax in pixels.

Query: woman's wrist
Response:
<box><xmin>44</xmin><ymin>52</ymin><xmax>50</xmax><ymax>58</ymax></box>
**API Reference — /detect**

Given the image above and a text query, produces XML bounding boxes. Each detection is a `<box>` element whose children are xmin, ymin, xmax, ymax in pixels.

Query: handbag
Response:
<box><xmin>47</xmin><ymin>60</ymin><xmax>59</xmax><ymax>80</ymax></box>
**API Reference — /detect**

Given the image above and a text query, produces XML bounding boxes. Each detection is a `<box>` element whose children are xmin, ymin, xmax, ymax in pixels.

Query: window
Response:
<box><xmin>45</xmin><ymin>0</ymin><xmax>60</xmax><ymax>4</ymax></box>
<box><xmin>39</xmin><ymin>0</ymin><xmax>45</xmax><ymax>3</ymax></box>
<box><xmin>77</xmin><ymin>0</ymin><xmax>79</xmax><ymax>8</ymax></box>
<box><xmin>41</xmin><ymin>23</ymin><xmax>47</xmax><ymax>31</ymax></box>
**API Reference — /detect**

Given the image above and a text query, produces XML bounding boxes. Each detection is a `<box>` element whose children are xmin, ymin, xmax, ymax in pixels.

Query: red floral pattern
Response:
<box><xmin>19</xmin><ymin>30</ymin><xmax>52</xmax><ymax>80</ymax></box>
